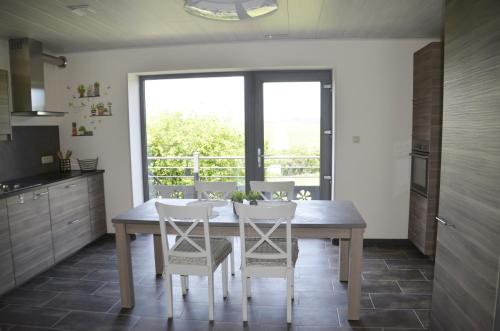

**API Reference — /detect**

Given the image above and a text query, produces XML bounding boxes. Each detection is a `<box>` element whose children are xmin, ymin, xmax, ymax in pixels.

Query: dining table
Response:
<box><xmin>112</xmin><ymin>198</ymin><xmax>366</xmax><ymax>320</ymax></box>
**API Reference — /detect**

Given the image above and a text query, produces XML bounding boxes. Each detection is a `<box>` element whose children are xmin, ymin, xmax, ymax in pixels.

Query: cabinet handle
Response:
<box><xmin>65</xmin><ymin>184</ymin><xmax>77</xmax><ymax>189</ymax></box>
<box><xmin>68</xmin><ymin>219</ymin><xmax>81</xmax><ymax>225</ymax></box>
<box><xmin>18</xmin><ymin>194</ymin><xmax>24</xmax><ymax>204</ymax></box>
<box><xmin>435</xmin><ymin>216</ymin><xmax>455</xmax><ymax>228</ymax></box>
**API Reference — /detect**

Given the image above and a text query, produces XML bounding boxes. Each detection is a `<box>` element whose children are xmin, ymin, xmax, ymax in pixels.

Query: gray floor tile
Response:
<box><xmin>370</xmin><ymin>294</ymin><xmax>432</xmax><ymax>309</ymax></box>
<box><xmin>130</xmin><ymin>317</ymin><xmax>210</xmax><ymax>331</ymax></box>
<box><xmin>53</xmin><ymin>311</ymin><xmax>139</xmax><ymax>331</ymax></box>
<box><xmin>361</xmin><ymin>280</ymin><xmax>401</xmax><ymax>294</ymax></box>
<box><xmin>0</xmin><ymin>305</ymin><xmax>68</xmax><ymax>328</ymax></box>
<box><xmin>43</xmin><ymin>293</ymin><xmax>119</xmax><ymax>313</ymax></box>
<box><xmin>362</xmin><ymin>270</ymin><xmax>425</xmax><ymax>281</ymax></box>
<box><xmin>397</xmin><ymin>281</ymin><xmax>433</xmax><ymax>294</ymax></box>
<box><xmin>386</xmin><ymin>259</ymin><xmax>433</xmax><ymax>270</ymax></box>
<box><xmin>37</xmin><ymin>278</ymin><xmax>105</xmax><ymax>295</ymax></box>
<box><xmin>415</xmin><ymin>309</ymin><xmax>431</xmax><ymax>328</ymax></box>
<box><xmin>338</xmin><ymin>308</ymin><xmax>422</xmax><ymax>328</ymax></box>
<box><xmin>41</xmin><ymin>266</ymin><xmax>92</xmax><ymax>279</ymax></box>
<box><xmin>18</xmin><ymin>278</ymin><xmax>51</xmax><ymax>291</ymax></box>
<box><xmin>297</xmin><ymin>291</ymin><xmax>373</xmax><ymax>309</ymax></box>
<box><xmin>0</xmin><ymin>289</ymin><xmax>59</xmax><ymax>306</ymax></box>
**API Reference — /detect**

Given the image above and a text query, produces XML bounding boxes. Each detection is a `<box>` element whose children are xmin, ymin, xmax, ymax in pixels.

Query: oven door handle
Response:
<box><xmin>409</xmin><ymin>152</ymin><xmax>429</xmax><ymax>159</ymax></box>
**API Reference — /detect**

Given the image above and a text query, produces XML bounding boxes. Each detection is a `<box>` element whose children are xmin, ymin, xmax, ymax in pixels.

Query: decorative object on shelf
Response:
<box><xmin>72</xmin><ymin>122</ymin><xmax>93</xmax><ymax>136</ymax></box>
<box><xmin>86</xmin><ymin>84</ymin><xmax>93</xmax><ymax>97</ymax></box>
<box><xmin>72</xmin><ymin>122</ymin><xmax>77</xmax><ymax>136</ymax></box>
<box><xmin>57</xmin><ymin>150</ymin><xmax>72</xmax><ymax>172</ymax></box>
<box><xmin>93</xmin><ymin>81</ymin><xmax>100</xmax><ymax>96</ymax></box>
<box><xmin>91</xmin><ymin>104</ymin><xmax>96</xmax><ymax>116</ymax></box>
<box><xmin>96</xmin><ymin>102</ymin><xmax>105</xmax><ymax>116</ymax></box>
<box><xmin>107</xmin><ymin>101</ymin><xmax>112</xmax><ymax>115</ymax></box>
<box><xmin>77</xmin><ymin>84</ymin><xmax>86</xmax><ymax>98</ymax></box>
<box><xmin>77</xmin><ymin>157</ymin><xmax>98</xmax><ymax>171</ymax></box>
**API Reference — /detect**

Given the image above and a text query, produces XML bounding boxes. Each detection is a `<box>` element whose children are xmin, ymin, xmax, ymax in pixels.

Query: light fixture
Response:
<box><xmin>184</xmin><ymin>0</ymin><xmax>278</xmax><ymax>21</ymax></box>
<box><xmin>66</xmin><ymin>4</ymin><xmax>95</xmax><ymax>16</ymax></box>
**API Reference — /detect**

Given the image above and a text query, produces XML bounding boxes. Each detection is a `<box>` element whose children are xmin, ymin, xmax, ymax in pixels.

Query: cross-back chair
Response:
<box><xmin>249</xmin><ymin>181</ymin><xmax>295</xmax><ymax>201</ymax></box>
<box><xmin>155</xmin><ymin>201</ymin><xmax>232</xmax><ymax>321</ymax></box>
<box><xmin>194</xmin><ymin>181</ymin><xmax>238</xmax><ymax>276</ymax></box>
<box><xmin>235</xmin><ymin>201</ymin><xmax>298</xmax><ymax>323</ymax></box>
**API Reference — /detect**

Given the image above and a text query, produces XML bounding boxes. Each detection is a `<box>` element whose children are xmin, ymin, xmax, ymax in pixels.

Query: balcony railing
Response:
<box><xmin>147</xmin><ymin>153</ymin><xmax>321</xmax><ymax>200</ymax></box>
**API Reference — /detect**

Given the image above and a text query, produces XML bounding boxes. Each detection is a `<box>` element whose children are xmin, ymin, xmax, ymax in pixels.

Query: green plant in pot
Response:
<box><xmin>246</xmin><ymin>190</ymin><xmax>263</xmax><ymax>205</ymax></box>
<box><xmin>77</xmin><ymin>84</ymin><xmax>86</xmax><ymax>98</ymax></box>
<box><xmin>230</xmin><ymin>191</ymin><xmax>245</xmax><ymax>215</ymax></box>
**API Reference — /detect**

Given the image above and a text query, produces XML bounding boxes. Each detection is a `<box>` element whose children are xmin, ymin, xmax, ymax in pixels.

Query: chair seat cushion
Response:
<box><xmin>245</xmin><ymin>238</ymin><xmax>299</xmax><ymax>267</ymax></box>
<box><xmin>170</xmin><ymin>236</ymin><xmax>232</xmax><ymax>267</ymax></box>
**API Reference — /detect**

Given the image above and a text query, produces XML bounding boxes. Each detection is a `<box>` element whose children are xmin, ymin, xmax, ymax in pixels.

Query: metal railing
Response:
<box><xmin>147</xmin><ymin>152</ymin><xmax>320</xmax><ymax>184</ymax></box>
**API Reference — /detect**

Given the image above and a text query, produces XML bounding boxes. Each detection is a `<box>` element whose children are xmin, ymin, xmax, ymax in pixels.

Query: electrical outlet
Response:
<box><xmin>41</xmin><ymin>155</ymin><xmax>54</xmax><ymax>164</ymax></box>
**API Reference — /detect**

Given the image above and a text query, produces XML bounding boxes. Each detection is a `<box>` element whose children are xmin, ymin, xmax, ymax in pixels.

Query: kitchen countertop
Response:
<box><xmin>0</xmin><ymin>170</ymin><xmax>104</xmax><ymax>199</ymax></box>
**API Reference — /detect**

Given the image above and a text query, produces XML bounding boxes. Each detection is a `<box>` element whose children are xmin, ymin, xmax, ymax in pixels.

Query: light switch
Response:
<box><xmin>41</xmin><ymin>155</ymin><xmax>54</xmax><ymax>164</ymax></box>
<box><xmin>352</xmin><ymin>136</ymin><xmax>360</xmax><ymax>143</ymax></box>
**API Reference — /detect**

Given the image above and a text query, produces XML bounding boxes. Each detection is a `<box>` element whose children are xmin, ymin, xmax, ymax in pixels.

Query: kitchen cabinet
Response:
<box><xmin>0</xmin><ymin>69</ymin><xmax>12</xmax><ymax>141</ymax></box>
<box><xmin>7</xmin><ymin>188</ymin><xmax>54</xmax><ymax>284</ymax></box>
<box><xmin>0</xmin><ymin>198</ymin><xmax>15</xmax><ymax>294</ymax></box>
<box><xmin>88</xmin><ymin>173</ymin><xmax>107</xmax><ymax>240</ymax></box>
<box><xmin>49</xmin><ymin>178</ymin><xmax>91</xmax><ymax>262</ymax></box>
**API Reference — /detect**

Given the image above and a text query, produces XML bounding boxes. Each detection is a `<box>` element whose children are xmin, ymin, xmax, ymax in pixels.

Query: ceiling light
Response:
<box><xmin>184</xmin><ymin>0</ymin><xmax>278</xmax><ymax>21</ymax></box>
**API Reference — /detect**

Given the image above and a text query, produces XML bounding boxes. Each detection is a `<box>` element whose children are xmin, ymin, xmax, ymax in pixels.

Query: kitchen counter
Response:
<box><xmin>0</xmin><ymin>170</ymin><xmax>105</xmax><ymax>199</ymax></box>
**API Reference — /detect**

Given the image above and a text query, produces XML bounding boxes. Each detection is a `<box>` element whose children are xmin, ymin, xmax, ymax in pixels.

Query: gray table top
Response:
<box><xmin>112</xmin><ymin>199</ymin><xmax>366</xmax><ymax>229</ymax></box>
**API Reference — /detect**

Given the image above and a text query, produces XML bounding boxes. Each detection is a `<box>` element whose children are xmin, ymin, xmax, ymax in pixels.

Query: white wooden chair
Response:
<box><xmin>195</xmin><ymin>181</ymin><xmax>238</xmax><ymax>276</ymax></box>
<box><xmin>235</xmin><ymin>201</ymin><xmax>298</xmax><ymax>323</ymax></box>
<box><xmin>249</xmin><ymin>181</ymin><xmax>295</xmax><ymax>201</ymax></box>
<box><xmin>155</xmin><ymin>201</ymin><xmax>232</xmax><ymax>321</ymax></box>
<box><xmin>153</xmin><ymin>184</ymin><xmax>196</xmax><ymax>199</ymax></box>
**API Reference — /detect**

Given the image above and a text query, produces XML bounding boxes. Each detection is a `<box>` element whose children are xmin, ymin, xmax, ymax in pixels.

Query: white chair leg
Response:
<box><xmin>241</xmin><ymin>271</ymin><xmax>248</xmax><ymax>322</ymax></box>
<box><xmin>246</xmin><ymin>277</ymin><xmax>251</xmax><ymax>298</ymax></box>
<box><xmin>286</xmin><ymin>269</ymin><xmax>293</xmax><ymax>324</ymax></box>
<box><xmin>230</xmin><ymin>237</ymin><xmax>236</xmax><ymax>276</ymax></box>
<box><xmin>185</xmin><ymin>275</ymin><xmax>189</xmax><ymax>290</ymax></box>
<box><xmin>291</xmin><ymin>270</ymin><xmax>295</xmax><ymax>301</ymax></box>
<box><xmin>181</xmin><ymin>275</ymin><xmax>188</xmax><ymax>296</ymax></box>
<box><xmin>165</xmin><ymin>273</ymin><xmax>174</xmax><ymax>319</ymax></box>
<box><xmin>208</xmin><ymin>273</ymin><xmax>214</xmax><ymax>321</ymax></box>
<box><xmin>222</xmin><ymin>258</ymin><xmax>229</xmax><ymax>299</ymax></box>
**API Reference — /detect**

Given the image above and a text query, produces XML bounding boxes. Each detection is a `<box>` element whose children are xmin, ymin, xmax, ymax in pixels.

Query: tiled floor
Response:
<box><xmin>0</xmin><ymin>235</ymin><xmax>434</xmax><ymax>331</ymax></box>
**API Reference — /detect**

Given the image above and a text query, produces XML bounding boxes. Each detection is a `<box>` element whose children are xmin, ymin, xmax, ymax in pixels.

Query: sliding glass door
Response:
<box><xmin>141</xmin><ymin>70</ymin><xmax>332</xmax><ymax>200</ymax></box>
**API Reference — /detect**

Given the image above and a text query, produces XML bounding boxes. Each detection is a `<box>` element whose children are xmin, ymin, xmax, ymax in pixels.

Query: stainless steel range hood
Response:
<box><xmin>9</xmin><ymin>38</ymin><xmax>67</xmax><ymax>117</ymax></box>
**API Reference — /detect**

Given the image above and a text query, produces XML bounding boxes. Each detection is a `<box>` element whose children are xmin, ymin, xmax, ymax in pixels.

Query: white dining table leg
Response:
<box><xmin>339</xmin><ymin>238</ymin><xmax>350</xmax><ymax>282</ymax></box>
<box><xmin>347</xmin><ymin>228</ymin><xmax>363</xmax><ymax>320</ymax></box>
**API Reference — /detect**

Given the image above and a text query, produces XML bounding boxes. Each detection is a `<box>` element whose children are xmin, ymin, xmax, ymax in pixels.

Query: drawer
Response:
<box><xmin>49</xmin><ymin>178</ymin><xmax>89</xmax><ymax>226</ymax></box>
<box><xmin>52</xmin><ymin>214</ymin><xmax>91</xmax><ymax>262</ymax></box>
<box><xmin>0</xmin><ymin>199</ymin><xmax>15</xmax><ymax>295</ymax></box>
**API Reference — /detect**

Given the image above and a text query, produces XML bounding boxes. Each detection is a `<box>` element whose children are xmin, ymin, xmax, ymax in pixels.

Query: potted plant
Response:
<box><xmin>78</xmin><ymin>125</ymin><xmax>86</xmax><ymax>135</ymax></box>
<box><xmin>246</xmin><ymin>190</ymin><xmax>263</xmax><ymax>205</ymax></box>
<box><xmin>77</xmin><ymin>84</ymin><xmax>86</xmax><ymax>98</ymax></box>
<box><xmin>96</xmin><ymin>102</ymin><xmax>105</xmax><ymax>115</ymax></box>
<box><xmin>230</xmin><ymin>191</ymin><xmax>245</xmax><ymax>215</ymax></box>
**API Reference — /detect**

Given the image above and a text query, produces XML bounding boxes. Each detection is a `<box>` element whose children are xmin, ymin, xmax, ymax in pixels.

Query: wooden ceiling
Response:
<box><xmin>0</xmin><ymin>0</ymin><xmax>443</xmax><ymax>52</ymax></box>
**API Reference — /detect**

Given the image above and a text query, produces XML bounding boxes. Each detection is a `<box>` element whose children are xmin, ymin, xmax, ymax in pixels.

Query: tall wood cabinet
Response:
<box><xmin>430</xmin><ymin>0</ymin><xmax>500</xmax><ymax>330</ymax></box>
<box><xmin>0</xmin><ymin>199</ymin><xmax>15</xmax><ymax>294</ymax></box>
<box><xmin>408</xmin><ymin>42</ymin><xmax>443</xmax><ymax>256</ymax></box>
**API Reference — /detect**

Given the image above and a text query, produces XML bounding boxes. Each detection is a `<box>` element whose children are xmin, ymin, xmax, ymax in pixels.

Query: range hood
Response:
<box><xmin>9</xmin><ymin>38</ymin><xmax>67</xmax><ymax>117</ymax></box>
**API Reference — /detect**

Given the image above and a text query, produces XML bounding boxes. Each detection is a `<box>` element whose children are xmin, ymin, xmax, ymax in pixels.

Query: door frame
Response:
<box><xmin>249</xmin><ymin>70</ymin><xmax>333</xmax><ymax>200</ymax></box>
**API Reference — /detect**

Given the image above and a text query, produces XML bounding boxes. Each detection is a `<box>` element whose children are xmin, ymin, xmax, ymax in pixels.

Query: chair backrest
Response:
<box><xmin>195</xmin><ymin>181</ymin><xmax>237</xmax><ymax>200</ymax></box>
<box><xmin>153</xmin><ymin>185</ymin><xmax>196</xmax><ymax>199</ymax></box>
<box><xmin>236</xmin><ymin>202</ymin><xmax>297</xmax><ymax>268</ymax></box>
<box><xmin>155</xmin><ymin>201</ymin><xmax>213</xmax><ymax>269</ymax></box>
<box><xmin>249</xmin><ymin>181</ymin><xmax>295</xmax><ymax>201</ymax></box>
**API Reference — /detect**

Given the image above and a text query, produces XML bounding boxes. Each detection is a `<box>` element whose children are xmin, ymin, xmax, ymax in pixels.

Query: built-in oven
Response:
<box><xmin>410</xmin><ymin>140</ymin><xmax>429</xmax><ymax>197</ymax></box>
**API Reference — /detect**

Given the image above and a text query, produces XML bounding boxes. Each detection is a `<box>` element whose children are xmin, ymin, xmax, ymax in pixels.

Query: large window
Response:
<box><xmin>141</xmin><ymin>71</ymin><xmax>332</xmax><ymax>200</ymax></box>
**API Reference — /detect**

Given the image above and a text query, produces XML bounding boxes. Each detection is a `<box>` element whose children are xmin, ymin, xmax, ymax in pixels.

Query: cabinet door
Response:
<box><xmin>88</xmin><ymin>174</ymin><xmax>107</xmax><ymax>240</ymax></box>
<box><xmin>7</xmin><ymin>189</ymin><xmax>54</xmax><ymax>284</ymax></box>
<box><xmin>431</xmin><ymin>1</ymin><xmax>500</xmax><ymax>330</ymax></box>
<box><xmin>49</xmin><ymin>178</ymin><xmax>91</xmax><ymax>262</ymax></box>
<box><xmin>0</xmin><ymin>198</ymin><xmax>15</xmax><ymax>295</ymax></box>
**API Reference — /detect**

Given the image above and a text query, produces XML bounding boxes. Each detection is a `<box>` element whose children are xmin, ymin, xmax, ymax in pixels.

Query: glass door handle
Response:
<box><xmin>257</xmin><ymin>147</ymin><xmax>262</xmax><ymax>168</ymax></box>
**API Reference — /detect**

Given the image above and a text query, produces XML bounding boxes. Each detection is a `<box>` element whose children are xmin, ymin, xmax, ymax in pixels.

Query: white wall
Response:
<box><xmin>5</xmin><ymin>38</ymin><xmax>436</xmax><ymax>238</ymax></box>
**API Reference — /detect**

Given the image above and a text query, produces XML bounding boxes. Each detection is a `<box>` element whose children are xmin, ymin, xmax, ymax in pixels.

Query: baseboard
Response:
<box><xmin>331</xmin><ymin>238</ymin><xmax>413</xmax><ymax>247</ymax></box>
